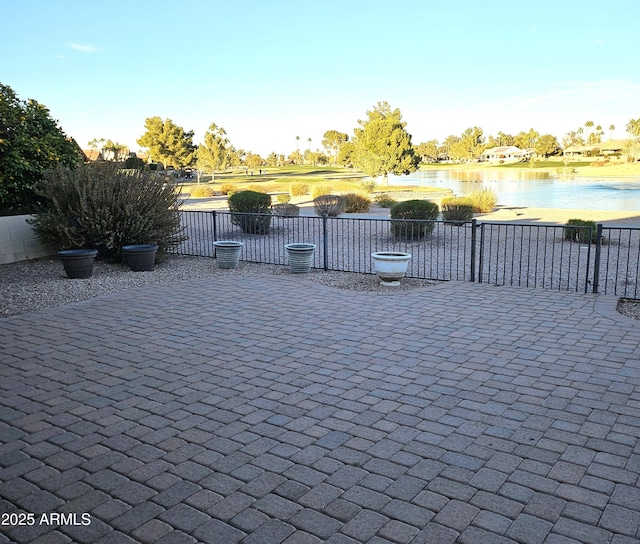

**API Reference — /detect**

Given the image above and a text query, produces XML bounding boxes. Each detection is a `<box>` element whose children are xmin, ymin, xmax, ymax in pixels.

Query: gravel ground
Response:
<box><xmin>0</xmin><ymin>256</ymin><xmax>439</xmax><ymax>317</ymax></box>
<box><xmin>1</xmin><ymin>254</ymin><xmax>637</xmax><ymax>319</ymax></box>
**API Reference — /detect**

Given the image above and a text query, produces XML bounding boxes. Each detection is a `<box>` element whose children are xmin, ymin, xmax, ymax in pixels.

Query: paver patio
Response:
<box><xmin>1</xmin><ymin>274</ymin><xmax>639</xmax><ymax>543</ymax></box>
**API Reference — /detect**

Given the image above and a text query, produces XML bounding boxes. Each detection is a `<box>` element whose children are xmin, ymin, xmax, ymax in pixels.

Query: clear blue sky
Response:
<box><xmin>2</xmin><ymin>0</ymin><xmax>638</xmax><ymax>156</ymax></box>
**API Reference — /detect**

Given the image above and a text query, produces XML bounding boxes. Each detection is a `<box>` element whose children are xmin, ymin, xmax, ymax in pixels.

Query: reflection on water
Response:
<box><xmin>389</xmin><ymin>170</ymin><xmax>640</xmax><ymax>211</ymax></box>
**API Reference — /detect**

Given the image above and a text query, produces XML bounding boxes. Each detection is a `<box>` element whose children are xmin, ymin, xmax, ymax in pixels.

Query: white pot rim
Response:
<box><xmin>371</xmin><ymin>251</ymin><xmax>412</xmax><ymax>260</ymax></box>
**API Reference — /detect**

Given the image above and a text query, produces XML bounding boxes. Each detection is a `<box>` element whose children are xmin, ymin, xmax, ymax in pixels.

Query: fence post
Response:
<box><xmin>322</xmin><ymin>214</ymin><xmax>329</xmax><ymax>271</ymax></box>
<box><xmin>592</xmin><ymin>223</ymin><xmax>603</xmax><ymax>294</ymax></box>
<box><xmin>477</xmin><ymin>222</ymin><xmax>485</xmax><ymax>284</ymax></box>
<box><xmin>470</xmin><ymin>219</ymin><xmax>477</xmax><ymax>282</ymax></box>
<box><xmin>211</xmin><ymin>211</ymin><xmax>218</xmax><ymax>258</ymax></box>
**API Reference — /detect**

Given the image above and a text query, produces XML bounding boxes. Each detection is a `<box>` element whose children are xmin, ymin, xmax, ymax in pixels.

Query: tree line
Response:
<box><xmin>2</xmin><ymin>79</ymin><xmax>640</xmax><ymax>211</ymax></box>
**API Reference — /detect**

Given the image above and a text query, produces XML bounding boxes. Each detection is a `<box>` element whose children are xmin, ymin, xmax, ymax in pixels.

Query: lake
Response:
<box><xmin>388</xmin><ymin>170</ymin><xmax>640</xmax><ymax>211</ymax></box>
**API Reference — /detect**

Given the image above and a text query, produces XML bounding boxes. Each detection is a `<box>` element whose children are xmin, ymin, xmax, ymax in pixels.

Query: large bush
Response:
<box><xmin>390</xmin><ymin>199</ymin><xmax>439</xmax><ymax>239</ymax></box>
<box><xmin>564</xmin><ymin>219</ymin><xmax>598</xmax><ymax>244</ymax></box>
<box><xmin>0</xmin><ymin>84</ymin><xmax>83</xmax><ymax>214</ymax></box>
<box><xmin>467</xmin><ymin>189</ymin><xmax>497</xmax><ymax>213</ymax></box>
<box><xmin>228</xmin><ymin>190</ymin><xmax>272</xmax><ymax>234</ymax></box>
<box><xmin>313</xmin><ymin>194</ymin><xmax>346</xmax><ymax>216</ymax></box>
<box><xmin>441</xmin><ymin>196</ymin><xmax>474</xmax><ymax>224</ymax></box>
<box><xmin>28</xmin><ymin>163</ymin><xmax>186</xmax><ymax>260</ymax></box>
<box><xmin>343</xmin><ymin>192</ymin><xmax>372</xmax><ymax>213</ymax></box>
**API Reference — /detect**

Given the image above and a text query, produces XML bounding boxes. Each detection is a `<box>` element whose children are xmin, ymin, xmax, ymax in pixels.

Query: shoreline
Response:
<box><xmin>419</xmin><ymin>162</ymin><xmax>640</xmax><ymax>179</ymax></box>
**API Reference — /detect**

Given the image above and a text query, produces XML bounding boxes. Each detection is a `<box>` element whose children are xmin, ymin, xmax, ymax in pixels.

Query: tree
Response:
<box><xmin>514</xmin><ymin>128</ymin><xmax>540</xmax><ymax>150</ymax></box>
<box><xmin>245</xmin><ymin>152</ymin><xmax>263</xmax><ymax>170</ymax></box>
<box><xmin>322</xmin><ymin>130</ymin><xmax>349</xmax><ymax>165</ymax></box>
<box><xmin>0</xmin><ymin>83</ymin><xmax>83</xmax><ymax>213</ymax></box>
<box><xmin>196</xmin><ymin>123</ymin><xmax>231</xmax><ymax>182</ymax></box>
<box><xmin>288</xmin><ymin>150</ymin><xmax>303</xmax><ymax>165</ymax></box>
<box><xmin>584</xmin><ymin>120</ymin><xmax>594</xmax><ymax>144</ymax></box>
<box><xmin>137</xmin><ymin>116</ymin><xmax>195</xmax><ymax>169</ymax></box>
<box><xmin>102</xmin><ymin>140</ymin><xmax>129</xmax><ymax>162</ymax></box>
<box><xmin>415</xmin><ymin>140</ymin><xmax>439</xmax><ymax>163</ymax></box>
<box><xmin>295</xmin><ymin>135</ymin><xmax>300</xmax><ymax>150</ymax></box>
<box><xmin>351</xmin><ymin>101</ymin><xmax>419</xmax><ymax>183</ymax></box>
<box><xmin>626</xmin><ymin>118</ymin><xmax>640</xmax><ymax>161</ymax></box>
<box><xmin>534</xmin><ymin>134</ymin><xmax>560</xmax><ymax>158</ymax></box>
<box><xmin>609</xmin><ymin>124</ymin><xmax>615</xmax><ymax>140</ymax></box>
<box><xmin>336</xmin><ymin>141</ymin><xmax>355</xmax><ymax>167</ymax></box>
<box><xmin>486</xmin><ymin>131</ymin><xmax>515</xmax><ymax>148</ymax></box>
<box><xmin>448</xmin><ymin>127</ymin><xmax>485</xmax><ymax>162</ymax></box>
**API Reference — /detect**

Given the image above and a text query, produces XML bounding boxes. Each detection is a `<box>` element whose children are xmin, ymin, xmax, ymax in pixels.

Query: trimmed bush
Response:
<box><xmin>290</xmin><ymin>182</ymin><xmax>309</xmax><ymax>196</ymax></box>
<box><xmin>375</xmin><ymin>193</ymin><xmax>397</xmax><ymax>208</ymax></box>
<box><xmin>313</xmin><ymin>194</ymin><xmax>346</xmax><ymax>216</ymax></box>
<box><xmin>272</xmin><ymin>203</ymin><xmax>300</xmax><ymax>217</ymax></box>
<box><xmin>28</xmin><ymin>163</ymin><xmax>185</xmax><ymax>260</ymax></box>
<box><xmin>390</xmin><ymin>199</ymin><xmax>439</xmax><ymax>239</ymax></box>
<box><xmin>467</xmin><ymin>189</ymin><xmax>498</xmax><ymax>213</ymax></box>
<box><xmin>189</xmin><ymin>185</ymin><xmax>216</xmax><ymax>198</ymax></box>
<box><xmin>441</xmin><ymin>196</ymin><xmax>474</xmax><ymax>224</ymax></box>
<box><xmin>276</xmin><ymin>193</ymin><xmax>292</xmax><ymax>204</ymax></box>
<box><xmin>228</xmin><ymin>190</ymin><xmax>272</xmax><ymax>234</ymax></box>
<box><xmin>311</xmin><ymin>184</ymin><xmax>334</xmax><ymax>199</ymax></box>
<box><xmin>564</xmin><ymin>218</ymin><xmax>597</xmax><ymax>244</ymax></box>
<box><xmin>343</xmin><ymin>193</ymin><xmax>372</xmax><ymax>213</ymax></box>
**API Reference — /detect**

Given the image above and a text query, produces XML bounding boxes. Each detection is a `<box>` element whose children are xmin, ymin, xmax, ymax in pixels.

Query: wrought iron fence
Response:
<box><xmin>173</xmin><ymin>210</ymin><xmax>640</xmax><ymax>297</ymax></box>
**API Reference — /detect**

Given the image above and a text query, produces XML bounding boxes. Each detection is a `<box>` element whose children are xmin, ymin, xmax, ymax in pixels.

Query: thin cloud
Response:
<box><xmin>485</xmin><ymin>80</ymin><xmax>640</xmax><ymax>110</ymax></box>
<box><xmin>69</xmin><ymin>43</ymin><xmax>100</xmax><ymax>54</ymax></box>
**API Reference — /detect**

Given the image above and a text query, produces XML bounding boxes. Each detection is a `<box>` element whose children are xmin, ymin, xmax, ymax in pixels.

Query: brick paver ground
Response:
<box><xmin>1</xmin><ymin>274</ymin><xmax>639</xmax><ymax>543</ymax></box>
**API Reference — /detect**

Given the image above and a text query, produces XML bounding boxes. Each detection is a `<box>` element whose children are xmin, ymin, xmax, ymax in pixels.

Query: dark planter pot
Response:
<box><xmin>58</xmin><ymin>249</ymin><xmax>98</xmax><ymax>279</ymax></box>
<box><xmin>121</xmin><ymin>244</ymin><xmax>158</xmax><ymax>272</ymax></box>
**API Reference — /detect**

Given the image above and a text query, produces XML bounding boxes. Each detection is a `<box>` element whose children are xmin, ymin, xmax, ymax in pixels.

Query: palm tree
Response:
<box><xmin>307</xmin><ymin>137</ymin><xmax>311</xmax><ymax>151</ymax></box>
<box><xmin>609</xmin><ymin>124</ymin><xmax>615</xmax><ymax>140</ymax></box>
<box><xmin>296</xmin><ymin>136</ymin><xmax>300</xmax><ymax>151</ymax></box>
<box><xmin>585</xmin><ymin>120</ymin><xmax>594</xmax><ymax>144</ymax></box>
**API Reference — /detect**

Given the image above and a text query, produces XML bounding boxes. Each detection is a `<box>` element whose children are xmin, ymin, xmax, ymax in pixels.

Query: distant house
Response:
<box><xmin>562</xmin><ymin>144</ymin><xmax>601</xmax><ymax>158</ymax></box>
<box><xmin>82</xmin><ymin>149</ymin><xmax>104</xmax><ymax>162</ymax></box>
<box><xmin>481</xmin><ymin>146</ymin><xmax>529</xmax><ymax>163</ymax></box>
<box><xmin>563</xmin><ymin>139</ymin><xmax>628</xmax><ymax>158</ymax></box>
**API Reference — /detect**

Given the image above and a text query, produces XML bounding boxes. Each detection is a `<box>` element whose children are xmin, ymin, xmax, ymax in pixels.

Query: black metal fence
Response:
<box><xmin>173</xmin><ymin>210</ymin><xmax>640</xmax><ymax>297</ymax></box>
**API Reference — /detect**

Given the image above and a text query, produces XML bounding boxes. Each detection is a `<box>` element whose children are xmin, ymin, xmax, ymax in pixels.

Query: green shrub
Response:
<box><xmin>122</xmin><ymin>156</ymin><xmax>146</xmax><ymax>170</ymax></box>
<box><xmin>441</xmin><ymin>196</ymin><xmax>474</xmax><ymax>224</ymax></box>
<box><xmin>276</xmin><ymin>193</ymin><xmax>292</xmax><ymax>204</ymax></box>
<box><xmin>313</xmin><ymin>194</ymin><xmax>346</xmax><ymax>216</ymax></box>
<box><xmin>467</xmin><ymin>189</ymin><xmax>498</xmax><ymax>213</ymax></box>
<box><xmin>390</xmin><ymin>199</ymin><xmax>439</xmax><ymax>239</ymax></box>
<box><xmin>564</xmin><ymin>219</ymin><xmax>597</xmax><ymax>244</ymax></box>
<box><xmin>271</xmin><ymin>203</ymin><xmax>300</xmax><ymax>217</ymax></box>
<box><xmin>343</xmin><ymin>193</ymin><xmax>371</xmax><ymax>213</ymax></box>
<box><xmin>189</xmin><ymin>185</ymin><xmax>216</xmax><ymax>198</ymax></box>
<box><xmin>220</xmin><ymin>183</ymin><xmax>237</xmax><ymax>195</ymax></box>
<box><xmin>290</xmin><ymin>182</ymin><xmax>309</xmax><ymax>196</ymax></box>
<box><xmin>228</xmin><ymin>190</ymin><xmax>272</xmax><ymax>234</ymax></box>
<box><xmin>374</xmin><ymin>193</ymin><xmax>397</xmax><ymax>208</ymax></box>
<box><xmin>311</xmin><ymin>184</ymin><xmax>334</xmax><ymax>199</ymax></box>
<box><xmin>28</xmin><ymin>163</ymin><xmax>185</xmax><ymax>260</ymax></box>
<box><xmin>359</xmin><ymin>180</ymin><xmax>378</xmax><ymax>194</ymax></box>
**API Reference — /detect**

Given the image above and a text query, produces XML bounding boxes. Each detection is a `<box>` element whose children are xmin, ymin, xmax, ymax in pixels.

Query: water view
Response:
<box><xmin>389</xmin><ymin>170</ymin><xmax>640</xmax><ymax>211</ymax></box>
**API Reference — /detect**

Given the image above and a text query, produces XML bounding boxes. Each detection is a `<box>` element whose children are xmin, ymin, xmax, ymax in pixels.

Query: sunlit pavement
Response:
<box><xmin>1</xmin><ymin>275</ymin><xmax>639</xmax><ymax>543</ymax></box>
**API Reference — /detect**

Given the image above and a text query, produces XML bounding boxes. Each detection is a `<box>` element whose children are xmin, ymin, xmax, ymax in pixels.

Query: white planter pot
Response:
<box><xmin>371</xmin><ymin>251</ymin><xmax>412</xmax><ymax>286</ymax></box>
<box><xmin>285</xmin><ymin>243</ymin><xmax>316</xmax><ymax>274</ymax></box>
<box><xmin>213</xmin><ymin>240</ymin><xmax>243</xmax><ymax>269</ymax></box>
